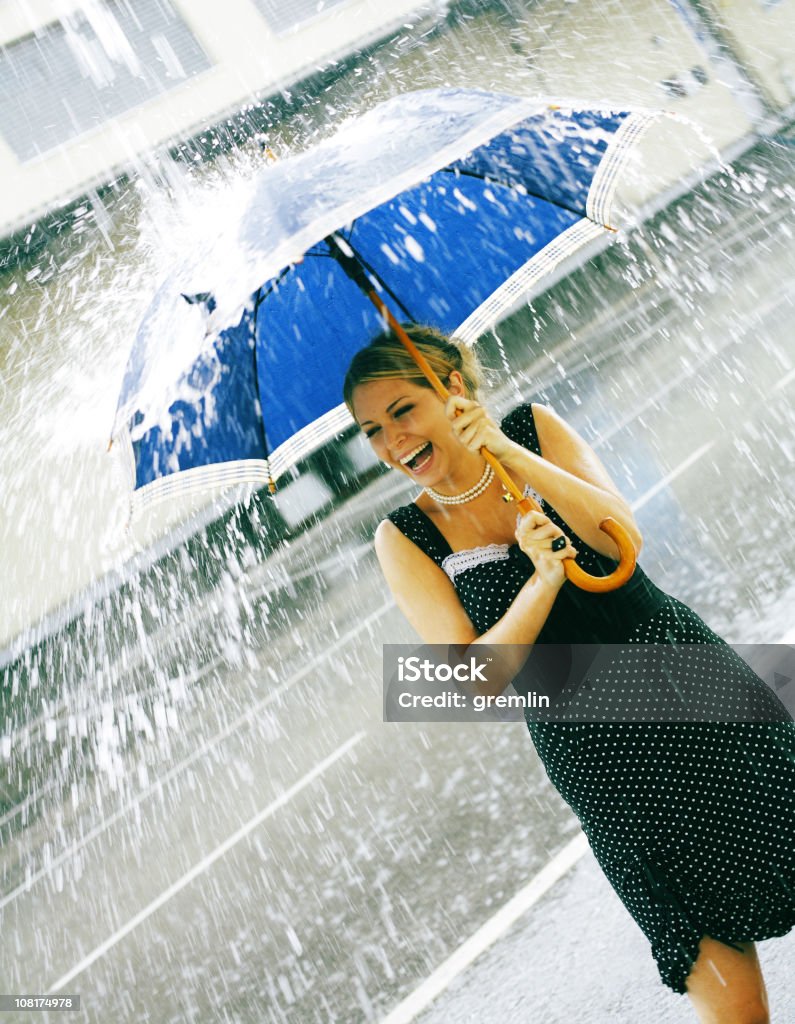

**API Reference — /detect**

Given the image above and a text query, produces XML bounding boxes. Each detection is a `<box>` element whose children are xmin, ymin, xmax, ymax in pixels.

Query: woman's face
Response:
<box><xmin>352</xmin><ymin>373</ymin><xmax>467</xmax><ymax>484</ymax></box>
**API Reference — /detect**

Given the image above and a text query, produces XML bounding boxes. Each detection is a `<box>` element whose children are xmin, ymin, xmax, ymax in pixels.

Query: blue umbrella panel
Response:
<box><xmin>114</xmin><ymin>90</ymin><xmax>664</xmax><ymax>517</ymax></box>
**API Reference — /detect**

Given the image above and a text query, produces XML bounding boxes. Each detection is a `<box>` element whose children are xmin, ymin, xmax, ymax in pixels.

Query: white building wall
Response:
<box><xmin>699</xmin><ymin>0</ymin><xmax>795</xmax><ymax>112</ymax></box>
<box><xmin>0</xmin><ymin>0</ymin><xmax>446</xmax><ymax>236</ymax></box>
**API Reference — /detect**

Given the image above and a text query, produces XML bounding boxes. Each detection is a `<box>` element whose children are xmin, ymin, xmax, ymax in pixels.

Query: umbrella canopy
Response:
<box><xmin>113</xmin><ymin>87</ymin><xmax>663</xmax><ymax>518</ymax></box>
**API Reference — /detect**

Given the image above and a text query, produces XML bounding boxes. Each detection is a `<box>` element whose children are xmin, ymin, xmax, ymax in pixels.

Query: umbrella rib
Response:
<box><xmin>439</xmin><ymin>165</ymin><xmax>586</xmax><ymax>221</ymax></box>
<box><xmin>254</xmin><ymin>260</ymin><xmax>299</xmax><ymax>305</ymax></box>
<box><xmin>249</xmin><ymin>285</ymin><xmax>276</xmax><ymax>489</ymax></box>
<box><xmin>326</xmin><ymin>233</ymin><xmax>416</xmax><ymax>323</ymax></box>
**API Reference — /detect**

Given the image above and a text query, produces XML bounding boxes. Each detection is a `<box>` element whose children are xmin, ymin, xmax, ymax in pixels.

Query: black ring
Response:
<box><xmin>551</xmin><ymin>535</ymin><xmax>567</xmax><ymax>552</ymax></box>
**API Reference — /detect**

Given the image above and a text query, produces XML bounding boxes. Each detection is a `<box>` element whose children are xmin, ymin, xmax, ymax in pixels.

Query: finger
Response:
<box><xmin>445</xmin><ymin>395</ymin><xmax>477</xmax><ymax>418</ymax></box>
<box><xmin>522</xmin><ymin>535</ymin><xmax>577</xmax><ymax>560</ymax></box>
<box><xmin>457</xmin><ymin>422</ymin><xmax>488</xmax><ymax>448</ymax></box>
<box><xmin>450</xmin><ymin>408</ymin><xmax>485</xmax><ymax>433</ymax></box>
<box><xmin>517</xmin><ymin>522</ymin><xmax>560</xmax><ymax>542</ymax></box>
<box><xmin>534</xmin><ymin>543</ymin><xmax>577</xmax><ymax>564</ymax></box>
<box><xmin>517</xmin><ymin>510</ymin><xmax>550</xmax><ymax>525</ymax></box>
<box><xmin>518</xmin><ymin>517</ymin><xmax>556</xmax><ymax>534</ymax></box>
<box><xmin>527</xmin><ymin>546</ymin><xmax>573</xmax><ymax>564</ymax></box>
<box><xmin>452</xmin><ymin>419</ymin><xmax>479</xmax><ymax>444</ymax></box>
<box><xmin>548</xmin><ymin>542</ymin><xmax>578</xmax><ymax>560</ymax></box>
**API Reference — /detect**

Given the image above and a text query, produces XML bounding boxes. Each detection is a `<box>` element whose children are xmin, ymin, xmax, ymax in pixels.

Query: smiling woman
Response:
<box><xmin>349</xmin><ymin>331</ymin><xmax>484</xmax><ymax>484</ymax></box>
<box><xmin>343</xmin><ymin>323</ymin><xmax>795</xmax><ymax>1024</ymax></box>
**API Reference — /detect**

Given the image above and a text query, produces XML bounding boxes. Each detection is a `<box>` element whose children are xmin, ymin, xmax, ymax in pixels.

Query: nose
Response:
<box><xmin>384</xmin><ymin>421</ymin><xmax>407</xmax><ymax>457</ymax></box>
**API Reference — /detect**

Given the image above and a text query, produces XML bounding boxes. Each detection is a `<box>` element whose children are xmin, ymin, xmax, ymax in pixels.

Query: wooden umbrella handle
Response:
<box><xmin>372</xmin><ymin>298</ymin><xmax>636</xmax><ymax>593</ymax></box>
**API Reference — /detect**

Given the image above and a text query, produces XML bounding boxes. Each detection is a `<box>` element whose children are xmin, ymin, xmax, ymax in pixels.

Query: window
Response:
<box><xmin>253</xmin><ymin>0</ymin><xmax>350</xmax><ymax>36</ymax></box>
<box><xmin>0</xmin><ymin>0</ymin><xmax>210</xmax><ymax>161</ymax></box>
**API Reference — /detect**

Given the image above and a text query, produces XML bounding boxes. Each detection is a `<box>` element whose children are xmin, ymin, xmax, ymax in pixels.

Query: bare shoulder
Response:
<box><xmin>374</xmin><ymin>516</ymin><xmax>404</xmax><ymax>551</ymax></box>
<box><xmin>373</xmin><ymin>517</ymin><xmax>477</xmax><ymax>644</ymax></box>
<box><xmin>529</xmin><ymin>402</ymin><xmax>642</xmax><ymax>550</ymax></box>
<box><xmin>528</xmin><ymin>401</ymin><xmax>563</xmax><ymax>455</ymax></box>
<box><xmin>374</xmin><ymin>516</ymin><xmax>440</xmax><ymax>579</ymax></box>
<box><xmin>374</xmin><ymin>518</ymin><xmax>420</xmax><ymax>567</ymax></box>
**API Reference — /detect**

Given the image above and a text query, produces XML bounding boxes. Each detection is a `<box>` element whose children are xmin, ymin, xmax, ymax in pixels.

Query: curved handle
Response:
<box><xmin>563</xmin><ymin>517</ymin><xmax>637</xmax><ymax>592</ymax></box>
<box><xmin>487</xmin><ymin>454</ymin><xmax>636</xmax><ymax>593</ymax></box>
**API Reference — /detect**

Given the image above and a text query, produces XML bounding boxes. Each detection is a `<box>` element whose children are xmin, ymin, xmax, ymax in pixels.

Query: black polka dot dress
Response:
<box><xmin>386</xmin><ymin>404</ymin><xmax>795</xmax><ymax>994</ymax></box>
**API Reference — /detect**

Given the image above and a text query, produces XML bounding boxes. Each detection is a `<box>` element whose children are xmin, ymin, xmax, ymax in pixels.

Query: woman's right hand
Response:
<box><xmin>515</xmin><ymin>510</ymin><xmax>578</xmax><ymax>591</ymax></box>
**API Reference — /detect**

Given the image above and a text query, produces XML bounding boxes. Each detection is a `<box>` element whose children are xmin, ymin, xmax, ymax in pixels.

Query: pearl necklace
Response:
<box><xmin>424</xmin><ymin>462</ymin><xmax>494</xmax><ymax>505</ymax></box>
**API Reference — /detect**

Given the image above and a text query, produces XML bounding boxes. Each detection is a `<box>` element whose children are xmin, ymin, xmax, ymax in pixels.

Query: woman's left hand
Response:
<box><xmin>445</xmin><ymin>396</ymin><xmax>515</xmax><ymax>462</ymax></box>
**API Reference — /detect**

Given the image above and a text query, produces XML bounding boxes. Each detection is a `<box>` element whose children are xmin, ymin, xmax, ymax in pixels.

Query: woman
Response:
<box><xmin>343</xmin><ymin>323</ymin><xmax>795</xmax><ymax>1024</ymax></box>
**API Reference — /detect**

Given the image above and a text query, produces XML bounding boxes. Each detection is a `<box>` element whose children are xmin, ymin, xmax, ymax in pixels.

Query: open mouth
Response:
<box><xmin>402</xmin><ymin>442</ymin><xmax>433</xmax><ymax>473</ymax></box>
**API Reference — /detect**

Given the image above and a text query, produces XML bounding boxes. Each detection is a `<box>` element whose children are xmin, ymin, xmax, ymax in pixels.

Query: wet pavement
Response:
<box><xmin>406</xmin><ymin>849</ymin><xmax>795</xmax><ymax>1024</ymax></box>
<box><xmin>1</xmin><ymin>139</ymin><xmax>794</xmax><ymax>1022</ymax></box>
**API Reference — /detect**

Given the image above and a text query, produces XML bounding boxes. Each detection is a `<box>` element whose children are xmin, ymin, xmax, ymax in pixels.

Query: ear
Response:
<box><xmin>446</xmin><ymin>370</ymin><xmax>466</xmax><ymax>397</ymax></box>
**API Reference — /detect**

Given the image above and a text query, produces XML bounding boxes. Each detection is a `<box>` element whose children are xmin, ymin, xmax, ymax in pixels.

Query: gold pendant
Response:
<box><xmin>501</xmin><ymin>490</ymin><xmax>514</xmax><ymax>503</ymax></box>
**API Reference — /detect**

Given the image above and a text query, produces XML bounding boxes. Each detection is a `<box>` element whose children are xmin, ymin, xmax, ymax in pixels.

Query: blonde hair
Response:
<box><xmin>343</xmin><ymin>323</ymin><xmax>482</xmax><ymax>419</ymax></box>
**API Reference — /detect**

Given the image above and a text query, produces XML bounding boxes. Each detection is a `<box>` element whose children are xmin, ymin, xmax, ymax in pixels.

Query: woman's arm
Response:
<box><xmin>506</xmin><ymin>403</ymin><xmax>643</xmax><ymax>560</ymax></box>
<box><xmin>375</xmin><ymin>516</ymin><xmax>570</xmax><ymax>697</ymax></box>
<box><xmin>374</xmin><ymin>520</ymin><xmax>479</xmax><ymax>645</ymax></box>
<box><xmin>448</xmin><ymin>398</ymin><xmax>643</xmax><ymax>560</ymax></box>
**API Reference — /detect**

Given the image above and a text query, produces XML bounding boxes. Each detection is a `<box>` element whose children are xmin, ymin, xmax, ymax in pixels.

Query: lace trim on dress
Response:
<box><xmin>442</xmin><ymin>543</ymin><xmax>511</xmax><ymax>582</ymax></box>
<box><xmin>439</xmin><ymin>484</ymin><xmax>545</xmax><ymax>582</ymax></box>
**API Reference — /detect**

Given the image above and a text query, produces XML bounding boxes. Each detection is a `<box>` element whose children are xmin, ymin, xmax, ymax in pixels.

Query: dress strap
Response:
<box><xmin>500</xmin><ymin>403</ymin><xmax>542</xmax><ymax>457</ymax></box>
<box><xmin>385</xmin><ymin>503</ymin><xmax>453</xmax><ymax>567</ymax></box>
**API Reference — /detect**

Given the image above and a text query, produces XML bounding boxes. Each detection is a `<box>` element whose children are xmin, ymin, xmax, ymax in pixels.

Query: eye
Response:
<box><xmin>363</xmin><ymin>404</ymin><xmax>414</xmax><ymax>439</ymax></box>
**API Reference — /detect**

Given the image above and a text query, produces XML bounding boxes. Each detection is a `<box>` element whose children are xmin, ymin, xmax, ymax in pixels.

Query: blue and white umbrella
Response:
<box><xmin>113</xmin><ymin>87</ymin><xmax>664</xmax><ymax>520</ymax></box>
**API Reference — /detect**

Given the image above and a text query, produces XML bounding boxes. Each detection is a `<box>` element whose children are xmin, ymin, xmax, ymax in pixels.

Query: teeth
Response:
<box><xmin>400</xmin><ymin>443</ymin><xmax>429</xmax><ymax>466</ymax></box>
